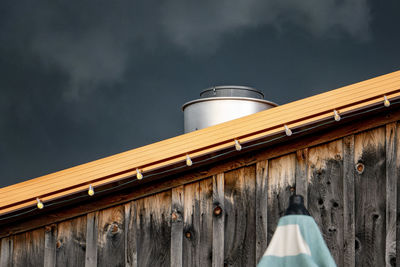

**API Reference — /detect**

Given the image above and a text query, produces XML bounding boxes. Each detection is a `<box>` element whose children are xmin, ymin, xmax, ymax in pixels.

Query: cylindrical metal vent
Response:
<box><xmin>182</xmin><ymin>85</ymin><xmax>277</xmax><ymax>133</ymax></box>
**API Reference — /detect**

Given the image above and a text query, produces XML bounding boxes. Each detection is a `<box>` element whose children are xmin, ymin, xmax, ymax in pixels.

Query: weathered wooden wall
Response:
<box><xmin>1</xmin><ymin>123</ymin><xmax>399</xmax><ymax>267</ymax></box>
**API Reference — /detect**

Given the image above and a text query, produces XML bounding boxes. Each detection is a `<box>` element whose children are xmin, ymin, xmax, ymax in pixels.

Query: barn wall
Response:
<box><xmin>1</xmin><ymin>123</ymin><xmax>399</xmax><ymax>267</ymax></box>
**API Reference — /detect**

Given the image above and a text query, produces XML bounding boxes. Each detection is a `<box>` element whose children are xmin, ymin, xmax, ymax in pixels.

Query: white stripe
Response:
<box><xmin>264</xmin><ymin>224</ymin><xmax>311</xmax><ymax>257</ymax></box>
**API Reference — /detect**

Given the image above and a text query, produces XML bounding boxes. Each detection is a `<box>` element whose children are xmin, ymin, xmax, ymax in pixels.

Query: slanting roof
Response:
<box><xmin>1</xmin><ymin>70</ymin><xmax>400</xmax><ymax>216</ymax></box>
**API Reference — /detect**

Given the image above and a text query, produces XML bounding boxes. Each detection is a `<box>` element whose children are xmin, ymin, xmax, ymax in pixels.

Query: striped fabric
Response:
<box><xmin>258</xmin><ymin>215</ymin><xmax>336</xmax><ymax>267</ymax></box>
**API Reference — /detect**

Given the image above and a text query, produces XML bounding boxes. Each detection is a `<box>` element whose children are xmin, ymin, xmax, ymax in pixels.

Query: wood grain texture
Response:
<box><xmin>125</xmin><ymin>202</ymin><xmax>137</xmax><ymax>267</ymax></box>
<box><xmin>136</xmin><ymin>191</ymin><xmax>171</xmax><ymax>266</ymax></box>
<box><xmin>97</xmin><ymin>205</ymin><xmax>125</xmax><ymax>267</ymax></box>
<box><xmin>85</xmin><ymin>211</ymin><xmax>98</xmax><ymax>267</ymax></box>
<box><xmin>267</xmin><ymin>154</ymin><xmax>296</xmax><ymax>243</ymax></box>
<box><xmin>255</xmin><ymin>160</ymin><xmax>268</xmax><ymax>264</ymax></box>
<box><xmin>224</xmin><ymin>166</ymin><xmax>256</xmax><ymax>266</ymax></box>
<box><xmin>44</xmin><ymin>224</ymin><xmax>57</xmax><ymax>267</ymax></box>
<box><xmin>199</xmin><ymin>178</ymin><xmax>213</xmax><ymax>267</ymax></box>
<box><xmin>0</xmin><ymin>237</ymin><xmax>13</xmax><ymax>267</ymax></box>
<box><xmin>212</xmin><ymin>173</ymin><xmax>224</xmax><ymax>267</ymax></box>
<box><xmin>343</xmin><ymin>135</ymin><xmax>355</xmax><ymax>267</ymax></box>
<box><xmin>171</xmin><ymin>186</ymin><xmax>184</xmax><ymax>267</ymax></box>
<box><xmin>12</xmin><ymin>228</ymin><xmax>44</xmax><ymax>267</ymax></box>
<box><xmin>3</xmin><ymin>108</ymin><xmax>400</xmax><ymax>239</ymax></box>
<box><xmin>307</xmin><ymin>140</ymin><xmax>344</xmax><ymax>266</ymax></box>
<box><xmin>386</xmin><ymin>123</ymin><xmax>398</xmax><ymax>267</ymax></box>
<box><xmin>295</xmin><ymin>148</ymin><xmax>309</xmax><ymax>206</ymax></box>
<box><xmin>354</xmin><ymin>127</ymin><xmax>386</xmax><ymax>267</ymax></box>
<box><xmin>183</xmin><ymin>182</ymin><xmax>200</xmax><ymax>267</ymax></box>
<box><xmin>56</xmin><ymin>216</ymin><xmax>86</xmax><ymax>267</ymax></box>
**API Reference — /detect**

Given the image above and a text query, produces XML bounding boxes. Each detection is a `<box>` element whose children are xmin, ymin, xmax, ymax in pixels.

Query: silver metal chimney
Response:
<box><xmin>182</xmin><ymin>85</ymin><xmax>278</xmax><ymax>133</ymax></box>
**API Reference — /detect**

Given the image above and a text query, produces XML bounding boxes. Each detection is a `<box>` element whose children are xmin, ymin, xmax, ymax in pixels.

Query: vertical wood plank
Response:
<box><xmin>85</xmin><ymin>211</ymin><xmax>98</xmax><ymax>267</ymax></box>
<box><xmin>255</xmin><ymin>160</ymin><xmax>268</xmax><ymax>264</ymax></box>
<box><xmin>199</xmin><ymin>178</ymin><xmax>213</xmax><ymax>267</ymax></box>
<box><xmin>212</xmin><ymin>173</ymin><xmax>224</xmax><ymax>267</ymax></box>
<box><xmin>308</xmin><ymin>139</ymin><xmax>343</xmax><ymax>266</ymax></box>
<box><xmin>44</xmin><ymin>224</ymin><xmax>57</xmax><ymax>267</ymax></box>
<box><xmin>97</xmin><ymin>205</ymin><xmax>125</xmax><ymax>267</ymax></box>
<box><xmin>136</xmin><ymin>191</ymin><xmax>171</xmax><ymax>266</ymax></box>
<box><xmin>386</xmin><ymin>123</ymin><xmax>398</xmax><ymax>266</ymax></box>
<box><xmin>12</xmin><ymin>228</ymin><xmax>44</xmax><ymax>267</ymax></box>
<box><xmin>343</xmin><ymin>135</ymin><xmax>355</xmax><ymax>267</ymax></box>
<box><xmin>125</xmin><ymin>201</ymin><xmax>137</xmax><ymax>267</ymax></box>
<box><xmin>354</xmin><ymin>127</ymin><xmax>386</xmax><ymax>267</ymax></box>
<box><xmin>171</xmin><ymin>186</ymin><xmax>184</xmax><ymax>267</ymax></box>
<box><xmin>224</xmin><ymin>165</ymin><xmax>256</xmax><ymax>266</ymax></box>
<box><xmin>295</xmin><ymin>148</ymin><xmax>309</xmax><ymax>207</ymax></box>
<box><xmin>0</xmin><ymin>237</ymin><xmax>13</xmax><ymax>267</ymax></box>
<box><xmin>56</xmin><ymin>216</ymin><xmax>86</xmax><ymax>267</ymax></box>
<box><xmin>267</xmin><ymin>154</ymin><xmax>296</xmax><ymax>243</ymax></box>
<box><xmin>183</xmin><ymin>182</ymin><xmax>200</xmax><ymax>267</ymax></box>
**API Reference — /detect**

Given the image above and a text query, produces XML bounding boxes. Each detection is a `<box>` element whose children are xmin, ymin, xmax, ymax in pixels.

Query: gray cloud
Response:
<box><xmin>10</xmin><ymin>0</ymin><xmax>371</xmax><ymax>100</ymax></box>
<box><xmin>161</xmin><ymin>0</ymin><xmax>371</xmax><ymax>51</ymax></box>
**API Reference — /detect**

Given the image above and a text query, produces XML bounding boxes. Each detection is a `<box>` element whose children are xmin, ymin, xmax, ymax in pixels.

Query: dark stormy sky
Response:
<box><xmin>1</xmin><ymin>0</ymin><xmax>399</xmax><ymax>187</ymax></box>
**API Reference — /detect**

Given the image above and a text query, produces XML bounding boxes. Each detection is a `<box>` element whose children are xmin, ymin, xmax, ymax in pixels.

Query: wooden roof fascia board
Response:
<box><xmin>0</xmin><ymin>82</ymin><xmax>398</xmax><ymax>201</ymax></box>
<box><xmin>3</xmin><ymin>71</ymin><xmax>400</xmax><ymax>190</ymax></box>
<box><xmin>1</xmin><ymin>72</ymin><xmax>400</xmax><ymax>194</ymax></box>
<box><xmin>2</xmin><ymin>92</ymin><xmax>400</xmax><ymax>210</ymax></box>
<box><xmin>0</xmin><ymin>70</ymin><xmax>400</xmax><ymax>210</ymax></box>
<box><xmin>2</xmin><ymin>82</ymin><xmax>400</xmax><ymax>199</ymax></box>
<box><xmin>4</xmin><ymin>77</ymin><xmax>400</xmax><ymax>197</ymax></box>
<box><xmin>1</xmin><ymin>94</ymin><xmax>400</xmax><ymax>215</ymax></box>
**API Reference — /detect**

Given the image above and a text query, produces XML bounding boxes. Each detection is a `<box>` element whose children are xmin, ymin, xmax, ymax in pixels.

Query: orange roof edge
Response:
<box><xmin>1</xmin><ymin>70</ymin><xmax>400</xmax><ymax>215</ymax></box>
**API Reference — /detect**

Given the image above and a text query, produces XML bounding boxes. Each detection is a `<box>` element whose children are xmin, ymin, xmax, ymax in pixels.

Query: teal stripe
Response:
<box><xmin>258</xmin><ymin>254</ymin><xmax>318</xmax><ymax>267</ymax></box>
<box><xmin>257</xmin><ymin>215</ymin><xmax>337</xmax><ymax>267</ymax></box>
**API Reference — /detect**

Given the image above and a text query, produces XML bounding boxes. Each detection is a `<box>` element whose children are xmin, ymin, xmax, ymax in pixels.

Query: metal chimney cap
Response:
<box><xmin>200</xmin><ymin>85</ymin><xmax>264</xmax><ymax>99</ymax></box>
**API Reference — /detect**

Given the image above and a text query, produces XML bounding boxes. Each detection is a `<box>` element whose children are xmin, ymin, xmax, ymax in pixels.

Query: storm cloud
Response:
<box><xmin>1</xmin><ymin>0</ymin><xmax>398</xmax><ymax>187</ymax></box>
<box><xmin>3</xmin><ymin>0</ymin><xmax>371</xmax><ymax>100</ymax></box>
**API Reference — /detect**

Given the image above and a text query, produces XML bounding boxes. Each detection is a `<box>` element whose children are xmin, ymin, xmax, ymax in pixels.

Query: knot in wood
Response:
<box><xmin>356</xmin><ymin>163</ymin><xmax>364</xmax><ymax>174</ymax></box>
<box><xmin>335</xmin><ymin>154</ymin><xmax>341</xmax><ymax>160</ymax></box>
<box><xmin>45</xmin><ymin>226</ymin><xmax>52</xmax><ymax>233</ymax></box>
<box><xmin>185</xmin><ymin>231</ymin><xmax>192</xmax><ymax>239</ymax></box>
<box><xmin>289</xmin><ymin>186</ymin><xmax>295</xmax><ymax>193</ymax></box>
<box><xmin>111</xmin><ymin>224</ymin><xmax>119</xmax><ymax>234</ymax></box>
<box><xmin>213</xmin><ymin>205</ymin><xmax>222</xmax><ymax>216</ymax></box>
<box><xmin>56</xmin><ymin>240</ymin><xmax>62</xmax><ymax>249</ymax></box>
<box><xmin>171</xmin><ymin>210</ymin><xmax>182</xmax><ymax>222</ymax></box>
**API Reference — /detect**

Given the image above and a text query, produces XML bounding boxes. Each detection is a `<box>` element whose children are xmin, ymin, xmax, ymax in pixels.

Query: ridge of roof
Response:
<box><xmin>1</xmin><ymin>70</ymin><xmax>400</xmax><ymax>215</ymax></box>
